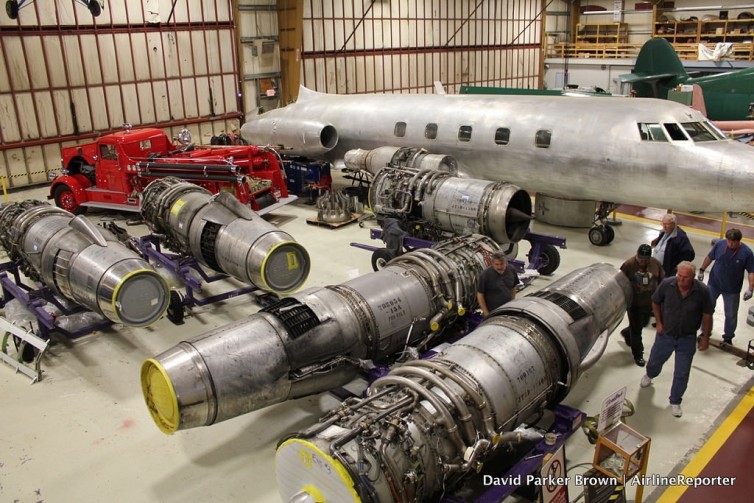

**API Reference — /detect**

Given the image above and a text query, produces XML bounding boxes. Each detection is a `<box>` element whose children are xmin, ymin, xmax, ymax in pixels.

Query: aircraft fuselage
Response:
<box><xmin>242</xmin><ymin>88</ymin><xmax>754</xmax><ymax>212</ymax></box>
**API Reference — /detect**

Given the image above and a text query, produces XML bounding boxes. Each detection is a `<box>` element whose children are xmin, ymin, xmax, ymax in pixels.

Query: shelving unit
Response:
<box><xmin>653</xmin><ymin>20</ymin><xmax>699</xmax><ymax>43</ymax></box>
<box><xmin>700</xmin><ymin>18</ymin><xmax>754</xmax><ymax>42</ymax></box>
<box><xmin>576</xmin><ymin>22</ymin><xmax>628</xmax><ymax>44</ymax></box>
<box><xmin>653</xmin><ymin>8</ymin><xmax>754</xmax><ymax>44</ymax></box>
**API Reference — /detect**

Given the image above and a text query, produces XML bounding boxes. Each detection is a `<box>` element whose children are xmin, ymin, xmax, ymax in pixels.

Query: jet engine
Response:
<box><xmin>276</xmin><ymin>263</ymin><xmax>631</xmax><ymax>502</ymax></box>
<box><xmin>0</xmin><ymin>201</ymin><xmax>169</xmax><ymax>327</ymax></box>
<box><xmin>141</xmin><ymin>235</ymin><xmax>501</xmax><ymax>434</ymax></box>
<box><xmin>345</xmin><ymin>146</ymin><xmax>532</xmax><ymax>244</ymax></box>
<box><xmin>140</xmin><ymin>177</ymin><xmax>310</xmax><ymax>294</ymax></box>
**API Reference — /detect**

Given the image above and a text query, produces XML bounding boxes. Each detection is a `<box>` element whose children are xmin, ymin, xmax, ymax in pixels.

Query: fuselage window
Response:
<box><xmin>394</xmin><ymin>122</ymin><xmax>407</xmax><ymax>138</ymax></box>
<box><xmin>535</xmin><ymin>129</ymin><xmax>551</xmax><ymax>148</ymax></box>
<box><xmin>681</xmin><ymin>122</ymin><xmax>717</xmax><ymax>142</ymax></box>
<box><xmin>425</xmin><ymin>123</ymin><xmax>438</xmax><ymax>140</ymax></box>
<box><xmin>495</xmin><ymin>128</ymin><xmax>511</xmax><ymax>145</ymax></box>
<box><xmin>639</xmin><ymin>123</ymin><xmax>668</xmax><ymax>142</ymax></box>
<box><xmin>458</xmin><ymin>125</ymin><xmax>472</xmax><ymax>142</ymax></box>
<box><xmin>664</xmin><ymin>123</ymin><xmax>689</xmax><ymax>141</ymax></box>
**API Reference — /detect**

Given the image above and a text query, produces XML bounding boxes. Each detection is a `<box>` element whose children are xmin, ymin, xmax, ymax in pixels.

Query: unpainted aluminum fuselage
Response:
<box><xmin>242</xmin><ymin>88</ymin><xmax>754</xmax><ymax>212</ymax></box>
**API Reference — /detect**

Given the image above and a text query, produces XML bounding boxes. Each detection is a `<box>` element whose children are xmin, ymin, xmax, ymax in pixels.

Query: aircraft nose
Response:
<box><xmin>714</xmin><ymin>142</ymin><xmax>754</xmax><ymax>211</ymax></box>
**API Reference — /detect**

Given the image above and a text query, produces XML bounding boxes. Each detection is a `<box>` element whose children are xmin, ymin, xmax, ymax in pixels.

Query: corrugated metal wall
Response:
<box><xmin>284</xmin><ymin>0</ymin><xmax>544</xmax><ymax>100</ymax></box>
<box><xmin>0</xmin><ymin>0</ymin><xmax>243</xmax><ymax>189</ymax></box>
<box><xmin>0</xmin><ymin>0</ymin><xmax>545</xmax><ymax>189</ymax></box>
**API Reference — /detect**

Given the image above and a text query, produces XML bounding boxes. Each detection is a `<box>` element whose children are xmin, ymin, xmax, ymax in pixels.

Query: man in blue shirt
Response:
<box><xmin>697</xmin><ymin>228</ymin><xmax>754</xmax><ymax>345</ymax></box>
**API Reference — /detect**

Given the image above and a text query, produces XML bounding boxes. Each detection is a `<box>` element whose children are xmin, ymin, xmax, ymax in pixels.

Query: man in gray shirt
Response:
<box><xmin>640</xmin><ymin>261</ymin><xmax>713</xmax><ymax>418</ymax></box>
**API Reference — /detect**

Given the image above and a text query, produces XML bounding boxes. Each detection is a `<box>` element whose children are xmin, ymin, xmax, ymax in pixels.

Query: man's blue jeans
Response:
<box><xmin>708</xmin><ymin>284</ymin><xmax>740</xmax><ymax>341</ymax></box>
<box><xmin>646</xmin><ymin>332</ymin><xmax>697</xmax><ymax>405</ymax></box>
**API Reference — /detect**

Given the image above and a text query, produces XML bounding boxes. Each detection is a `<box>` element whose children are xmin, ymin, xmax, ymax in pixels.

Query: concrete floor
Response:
<box><xmin>1</xmin><ymin>179</ymin><xmax>752</xmax><ymax>503</ymax></box>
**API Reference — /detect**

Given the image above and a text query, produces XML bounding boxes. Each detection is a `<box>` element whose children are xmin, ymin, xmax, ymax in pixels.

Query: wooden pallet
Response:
<box><xmin>708</xmin><ymin>338</ymin><xmax>754</xmax><ymax>369</ymax></box>
<box><xmin>306</xmin><ymin>213</ymin><xmax>359</xmax><ymax>228</ymax></box>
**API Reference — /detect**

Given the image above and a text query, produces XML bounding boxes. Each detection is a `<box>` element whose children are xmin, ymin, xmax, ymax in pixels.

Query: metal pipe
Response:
<box><xmin>135</xmin><ymin>161</ymin><xmax>239</xmax><ymax>173</ymax></box>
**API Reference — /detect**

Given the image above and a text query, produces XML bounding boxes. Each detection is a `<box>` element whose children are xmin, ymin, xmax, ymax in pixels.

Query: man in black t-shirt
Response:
<box><xmin>476</xmin><ymin>251</ymin><xmax>519</xmax><ymax>318</ymax></box>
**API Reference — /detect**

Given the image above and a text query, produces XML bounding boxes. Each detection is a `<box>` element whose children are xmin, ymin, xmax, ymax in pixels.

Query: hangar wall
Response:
<box><xmin>0</xmin><ymin>0</ymin><xmax>244</xmax><ymax>189</ymax></box>
<box><xmin>276</xmin><ymin>0</ymin><xmax>544</xmax><ymax>101</ymax></box>
<box><xmin>0</xmin><ymin>0</ymin><xmax>547</xmax><ymax>190</ymax></box>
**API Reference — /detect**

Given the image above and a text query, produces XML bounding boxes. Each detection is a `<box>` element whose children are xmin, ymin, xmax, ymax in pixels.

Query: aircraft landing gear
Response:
<box><xmin>589</xmin><ymin>201</ymin><xmax>618</xmax><ymax>246</ymax></box>
<box><xmin>588</xmin><ymin>224</ymin><xmax>614</xmax><ymax>246</ymax></box>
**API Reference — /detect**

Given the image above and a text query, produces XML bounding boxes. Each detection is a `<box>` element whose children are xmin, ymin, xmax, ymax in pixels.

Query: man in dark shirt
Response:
<box><xmin>641</xmin><ymin>261</ymin><xmax>713</xmax><ymax>418</ymax></box>
<box><xmin>477</xmin><ymin>251</ymin><xmax>519</xmax><ymax>318</ymax></box>
<box><xmin>650</xmin><ymin>213</ymin><xmax>695</xmax><ymax>277</ymax></box>
<box><xmin>620</xmin><ymin>244</ymin><xmax>665</xmax><ymax>367</ymax></box>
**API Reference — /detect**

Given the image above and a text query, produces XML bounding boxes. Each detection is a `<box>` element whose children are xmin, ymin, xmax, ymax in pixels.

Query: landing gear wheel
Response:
<box><xmin>87</xmin><ymin>1</ymin><xmax>101</xmax><ymax>17</ymax></box>
<box><xmin>604</xmin><ymin>225</ymin><xmax>615</xmax><ymax>244</ymax></box>
<box><xmin>371</xmin><ymin>248</ymin><xmax>395</xmax><ymax>271</ymax></box>
<box><xmin>53</xmin><ymin>185</ymin><xmax>85</xmax><ymax>215</ymax></box>
<box><xmin>589</xmin><ymin>225</ymin><xmax>611</xmax><ymax>246</ymax></box>
<box><xmin>166</xmin><ymin>291</ymin><xmax>185</xmax><ymax>325</ymax></box>
<box><xmin>535</xmin><ymin>244</ymin><xmax>561</xmax><ymax>276</ymax></box>
<box><xmin>6</xmin><ymin>1</ymin><xmax>18</xmax><ymax>19</ymax></box>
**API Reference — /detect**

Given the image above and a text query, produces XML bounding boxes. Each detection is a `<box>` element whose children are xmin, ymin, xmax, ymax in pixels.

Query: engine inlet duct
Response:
<box><xmin>344</xmin><ymin>146</ymin><xmax>533</xmax><ymax>244</ymax></box>
<box><xmin>276</xmin><ymin>263</ymin><xmax>631</xmax><ymax>502</ymax></box>
<box><xmin>140</xmin><ymin>177</ymin><xmax>310</xmax><ymax>294</ymax></box>
<box><xmin>141</xmin><ymin>234</ymin><xmax>501</xmax><ymax>434</ymax></box>
<box><xmin>0</xmin><ymin>201</ymin><xmax>169</xmax><ymax>327</ymax></box>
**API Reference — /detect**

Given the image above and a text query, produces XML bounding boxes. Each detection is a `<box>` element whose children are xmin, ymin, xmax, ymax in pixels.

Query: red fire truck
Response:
<box><xmin>48</xmin><ymin>126</ymin><xmax>294</xmax><ymax>215</ymax></box>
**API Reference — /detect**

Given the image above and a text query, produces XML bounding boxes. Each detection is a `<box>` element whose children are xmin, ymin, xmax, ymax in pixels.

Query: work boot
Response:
<box><xmin>634</xmin><ymin>356</ymin><xmax>645</xmax><ymax>367</ymax></box>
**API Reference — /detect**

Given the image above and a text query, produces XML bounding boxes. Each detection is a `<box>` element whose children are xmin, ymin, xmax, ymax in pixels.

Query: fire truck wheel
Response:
<box><xmin>53</xmin><ymin>185</ymin><xmax>86</xmax><ymax>215</ymax></box>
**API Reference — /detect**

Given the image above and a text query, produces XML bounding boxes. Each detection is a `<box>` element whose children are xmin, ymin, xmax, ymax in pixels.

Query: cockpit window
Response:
<box><xmin>664</xmin><ymin>123</ymin><xmax>689</xmax><ymax>141</ymax></box>
<box><xmin>702</xmin><ymin>121</ymin><xmax>726</xmax><ymax>140</ymax></box>
<box><xmin>638</xmin><ymin>123</ymin><xmax>668</xmax><ymax>142</ymax></box>
<box><xmin>681</xmin><ymin>122</ymin><xmax>717</xmax><ymax>142</ymax></box>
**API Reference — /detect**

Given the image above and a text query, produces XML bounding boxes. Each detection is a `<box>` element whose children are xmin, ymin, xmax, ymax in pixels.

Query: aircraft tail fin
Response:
<box><xmin>619</xmin><ymin>38</ymin><xmax>689</xmax><ymax>99</ymax></box>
